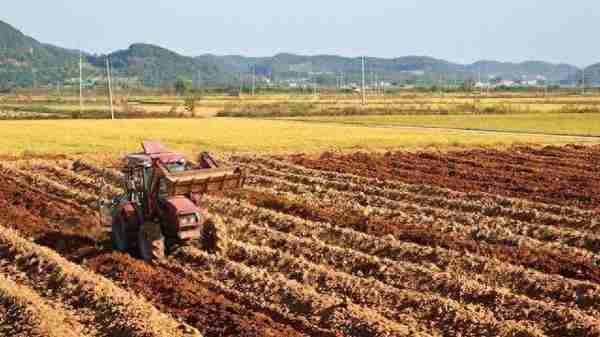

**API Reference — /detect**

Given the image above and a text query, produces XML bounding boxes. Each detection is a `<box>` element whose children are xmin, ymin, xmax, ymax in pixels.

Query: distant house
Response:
<box><xmin>491</xmin><ymin>80</ymin><xmax>515</xmax><ymax>88</ymax></box>
<box><xmin>15</xmin><ymin>47</ymin><xmax>33</xmax><ymax>54</ymax></box>
<box><xmin>525</xmin><ymin>80</ymin><xmax>540</xmax><ymax>86</ymax></box>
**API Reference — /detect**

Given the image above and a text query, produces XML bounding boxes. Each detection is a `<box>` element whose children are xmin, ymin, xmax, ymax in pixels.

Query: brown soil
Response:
<box><xmin>286</xmin><ymin>145</ymin><xmax>600</xmax><ymax>210</ymax></box>
<box><xmin>86</xmin><ymin>254</ymin><xmax>310</xmax><ymax>337</ymax></box>
<box><xmin>233</xmin><ymin>189</ymin><xmax>600</xmax><ymax>283</ymax></box>
<box><xmin>0</xmin><ymin>172</ymin><xmax>99</xmax><ymax>239</ymax></box>
<box><xmin>0</xmin><ymin>167</ymin><xmax>311</xmax><ymax>337</ymax></box>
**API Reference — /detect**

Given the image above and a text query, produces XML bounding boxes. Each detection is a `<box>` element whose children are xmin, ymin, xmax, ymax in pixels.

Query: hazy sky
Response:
<box><xmin>2</xmin><ymin>1</ymin><xmax>597</xmax><ymax>66</ymax></box>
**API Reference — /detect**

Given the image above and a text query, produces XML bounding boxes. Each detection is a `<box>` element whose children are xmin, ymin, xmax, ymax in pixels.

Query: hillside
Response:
<box><xmin>193</xmin><ymin>54</ymin><xmax>580</xmax><ymax>85</ymax></box>
<box><xmin>466</xmin><ymin>61</ymin><xmax>579</xmax><ymax>82</ymax></box>
<box><xmin>0</xmin><ymin>20</ymin><xmax>91</xmax><ymax>88</ymax></box>
<box><xmin>0</xmin><ymin>20</ymin><xmax>36</xmax><ymax>50</ymax></box>
<box><xmin>0</xmin><ymin>19</ymin><xmax>591</xmax><ymax>88</ymax></box>
<box><xmin>89</xmin><ymin>43</ymin><xmax>229</xmax><ymax>87</ymax></box>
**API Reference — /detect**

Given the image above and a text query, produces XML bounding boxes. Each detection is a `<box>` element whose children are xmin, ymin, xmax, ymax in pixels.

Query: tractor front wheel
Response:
<box><xmin>112</xmin><ymin>214</ymin><xmax>128</xmax><ymax>252</ymax></box>
<box><xmin>138</xmin><ymin>222</ymin><xmax>165</xmax><ymax>262</ymax></box>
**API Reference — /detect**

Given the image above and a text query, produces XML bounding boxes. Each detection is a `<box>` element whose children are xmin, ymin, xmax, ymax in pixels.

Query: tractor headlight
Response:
<box><xmin>179</xmin><ymin>213</ymin><xmax>198</xmax><ymax>226</ymax></box>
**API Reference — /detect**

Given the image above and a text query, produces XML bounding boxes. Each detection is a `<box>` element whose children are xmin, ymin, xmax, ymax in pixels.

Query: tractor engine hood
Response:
<box><xmin>164</xmin><ymin>196</ymin><xmax>201</xmax><ymax>215</ymax></box>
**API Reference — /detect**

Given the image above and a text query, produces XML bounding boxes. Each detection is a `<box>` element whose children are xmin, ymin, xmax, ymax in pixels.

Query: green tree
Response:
<box><xmin>184</xmin><ymin>94</ymin><xmax>202</xmax><ymax>116</ymax></box>
<box><xmin>174</xmin><ymin>77</ymin><xmax>193</xmax><ymax>96</ymax></box>
<box><xmin>462</xmin><ymin>77</ymin><xmax>476</xmax><ymax>92</ymax></box>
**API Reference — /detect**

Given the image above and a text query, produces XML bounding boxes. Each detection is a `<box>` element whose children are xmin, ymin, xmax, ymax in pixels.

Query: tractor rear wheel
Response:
<box><xmin>201</xmin><ymin>217</ymin><xmax>224</xmax><ymax>255</ymax></box>
<box><xmin>112</xmin><ymin>214</ymin><xmax>128</xmax><ymax>252</ymax></box>
<box><xmin>138</xmin><ymin>222</ymin><xmax>165</xmax><ymax>262</ymax></box>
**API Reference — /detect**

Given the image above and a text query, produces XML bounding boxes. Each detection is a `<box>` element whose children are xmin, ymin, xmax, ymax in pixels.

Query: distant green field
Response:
<box><xmin>285</xmin><ymin>113</ymin><xmax>600</xmax><ymax>137</ymax></box>
<box><xmin>0</xmin><ymin>118</ymin><xmax>594</xmax><ymax>156</ymax></box>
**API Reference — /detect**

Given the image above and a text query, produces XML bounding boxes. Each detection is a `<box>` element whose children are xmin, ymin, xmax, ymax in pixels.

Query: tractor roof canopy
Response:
<box><xmin>142</xmin><ymin>141</ymin><xmax>168</xmax><ymax>155</ymax></box>
<box><xmin>125</xmin><ymin>141</ymin><xmax>186</xmax><ymax>168</ymax></box>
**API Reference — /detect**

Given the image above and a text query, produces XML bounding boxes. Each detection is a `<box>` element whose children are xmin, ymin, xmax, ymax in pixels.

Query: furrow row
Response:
<box><xmin>0</xmin><ymin>225</ymin><xmax>202</xmax><ymax>337</ymax></box>
<box><xmin>205</xmin><ymin>206</ymin><xmax>599</xmax><ymax>337</ymax></box>
<box><xmin>173</xmin><ymin>246</ymin><xmax>427</xmax><ymax>337</ymax></box>
<box><xmin>245</xmin><ymin>175</ymin><xmax>600</xmax><ymax>284</ymax></box>
<box><xmin>204</xmin><ymin>194</ymin><xmax>600</xmax><ymax>315</ymax></box>
<box><xmin>248</xmin><ymin>162</ymin><xmax>600</xmax><ymax>254</ymax></box>
<box><xmin>246</xmin><ymin>156</ymin><xmax>596</xmax><ymax>226</ymax></box>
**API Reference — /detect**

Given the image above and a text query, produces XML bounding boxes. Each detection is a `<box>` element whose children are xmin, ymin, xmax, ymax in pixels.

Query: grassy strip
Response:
<box><xmin>0</xmin><ymin>118</ymin><xmax>590</xmax><ymax>155</ymax></box>
<box><xmin>282</xmin><ymin>113</ymin><xmax>600</xmax><ymax>137</ymax></box>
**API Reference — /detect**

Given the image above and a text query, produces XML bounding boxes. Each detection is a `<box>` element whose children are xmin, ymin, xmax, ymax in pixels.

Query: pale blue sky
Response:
<box><xmin>2</xmin><ymin>1</ymin><xmax>598</xmax><ymax>66</ymax></box>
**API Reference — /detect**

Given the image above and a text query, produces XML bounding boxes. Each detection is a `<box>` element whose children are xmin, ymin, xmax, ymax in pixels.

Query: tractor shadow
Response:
<box><xmin>35</xmin><ymin>231</ymin><xmax>112</xmax><ymax>263</ymax></box>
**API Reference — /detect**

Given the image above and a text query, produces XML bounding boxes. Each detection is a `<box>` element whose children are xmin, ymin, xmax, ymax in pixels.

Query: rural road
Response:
<box><xmin>270</xmin><ymin>118</ymin><xmax>600</xmax><ymax>141</ymax></box>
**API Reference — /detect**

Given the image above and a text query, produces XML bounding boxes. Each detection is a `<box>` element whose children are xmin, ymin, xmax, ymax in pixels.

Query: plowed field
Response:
<box><xmin>2</xmin><ymin>144</ymin><xmax>600</xmax><ymax>337</ymax></box>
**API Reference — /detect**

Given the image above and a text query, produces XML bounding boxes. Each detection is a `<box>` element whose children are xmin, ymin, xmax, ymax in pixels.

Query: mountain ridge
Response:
<box><xmin>0</xmin><ymin>20</ymin><xmax>590</xmax><ymax>87</ymax></box>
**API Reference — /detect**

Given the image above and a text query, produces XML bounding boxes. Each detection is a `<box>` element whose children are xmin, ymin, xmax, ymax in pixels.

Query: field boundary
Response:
<box><xmin>268</xmin><ymin>117</ymin><xmax>600</xmax><ymax>141</ymax></box>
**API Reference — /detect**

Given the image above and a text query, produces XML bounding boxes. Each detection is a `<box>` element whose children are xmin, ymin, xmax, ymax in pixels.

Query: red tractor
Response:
<box><xmin>111</xmin><ymin>141</ymin><xmax>245</xmax><ymax>261</ymax></box>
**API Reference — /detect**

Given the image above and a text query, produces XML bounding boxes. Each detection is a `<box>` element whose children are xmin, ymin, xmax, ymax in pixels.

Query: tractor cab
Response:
<box><xmin>122</xmin><ymin>144</ymin><xmax>188</xmax><ymax>209</ymax></box>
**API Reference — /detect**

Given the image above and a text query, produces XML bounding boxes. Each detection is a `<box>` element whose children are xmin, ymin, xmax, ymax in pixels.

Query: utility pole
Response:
<box><xmin>196</xmin><ymin>70</ymin><xmax>202</xmax><ymax>89</ymax></box>
<box><xmin>106</xmin><ymin>56</ymin><xmax>114</xmax><ymax>119</ymax></box>
<box><xmin>79</xmin><ymin>51</ymin><xmax>83</xmax><ymax>116</ymax></box>
<box><xmin>582</xmin><ymin>67</ymin><xmax>586</xmax><ymax>95</ymax></box>
<box><xmin>484</xmin><ymin>64</ymin><xmax>490</xmax><ymax>96</ymax></box>
<box><xmin>361</xmin><ymin>56</ymin><xmax>366</xmax><ymax>105</ymax></box>
<box><xmin>30</xmin><ymin>48</ymin><xmax>36</xmax><ymax>91</ymax></box>
<box><xmin>252</xmin><ymin>66</ymin><xmax>256</xmax><ymax>96</ymax></box>
<box><xmin>32</xmin><ymin>68</ymin><xmax>36</xmax><ymax>91</ymax></box>
<box><xmin>239</xmin><ymin>72</ymin><xmax>243</xmax><ymax>95</ymax></box>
